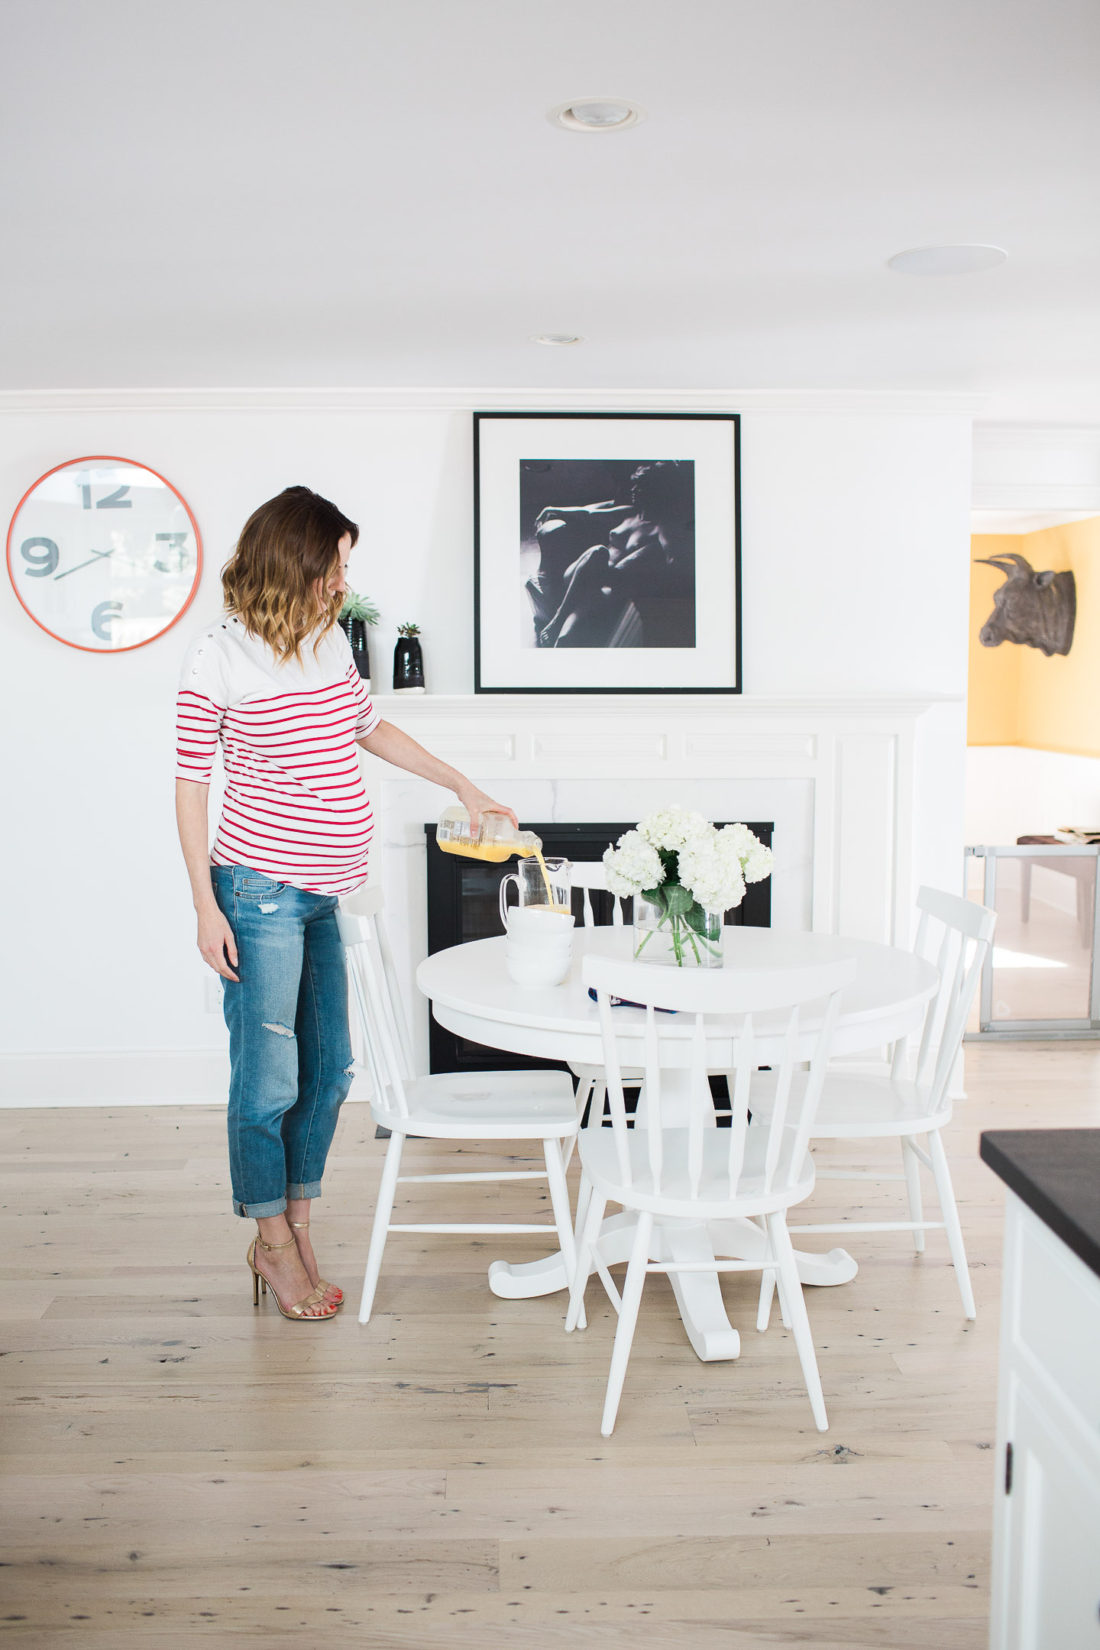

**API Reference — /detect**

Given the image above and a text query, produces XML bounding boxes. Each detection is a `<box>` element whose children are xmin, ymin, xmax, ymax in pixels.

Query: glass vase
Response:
<box><xmin>632</xmin><ymin>893</ymin><xmax>724</xmax><ymax>968</ymax></box>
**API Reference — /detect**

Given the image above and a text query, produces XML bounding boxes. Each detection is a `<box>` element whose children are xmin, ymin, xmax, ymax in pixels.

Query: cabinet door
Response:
<box><xmin>996</xmin><ymin>1381</ymin><xmax>1100</xmax><ymax>1650</ymax></box>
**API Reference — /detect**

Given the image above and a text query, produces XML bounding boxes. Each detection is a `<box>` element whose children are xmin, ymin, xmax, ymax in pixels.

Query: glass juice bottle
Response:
<box><xmin>436</xmin><ymin>804</ymin><xmax>543</xmax><ymax>864</ymax></box>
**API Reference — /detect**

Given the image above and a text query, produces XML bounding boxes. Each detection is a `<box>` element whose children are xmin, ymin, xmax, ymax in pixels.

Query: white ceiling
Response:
<box><xmin>3</xmin><ymin>0</ymin><xmax>1099</xmax><ymax>419</ymax></box>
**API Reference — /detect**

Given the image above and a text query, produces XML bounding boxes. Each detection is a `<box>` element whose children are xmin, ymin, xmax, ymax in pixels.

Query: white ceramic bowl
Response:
<box><xmin>504</xmin><ymin>907</ymin><xmax>575</xmax><ymax>939</ymax></box>
<box><xmin>505</xmin><ymin>934</ymin><xmax>573</xmax><ymax>958</ymax></box>
<box><xmin>504</xmin><ymin>952</ymin><xmax>572</xmax><ymax>988</ymax></box>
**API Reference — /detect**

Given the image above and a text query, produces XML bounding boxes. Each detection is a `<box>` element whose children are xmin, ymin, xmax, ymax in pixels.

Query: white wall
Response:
<box><xmin>0</xmin><ymin>394</ymin><xmax>972</xmax><ymax>1100</ymax></box>
<box><xmin>966</xmin><ymin>747</ymin><xmax>1100</xmax><ymax>845</ymax></box>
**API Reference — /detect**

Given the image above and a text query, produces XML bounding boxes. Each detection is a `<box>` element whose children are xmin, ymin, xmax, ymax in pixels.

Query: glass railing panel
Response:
<box><xmin>966</xmin><ymin>845</ymin><xmax>1098</xmax><ymax>1035</ymax></box>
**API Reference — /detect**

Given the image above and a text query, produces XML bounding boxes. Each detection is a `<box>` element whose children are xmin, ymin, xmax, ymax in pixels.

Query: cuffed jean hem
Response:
<box><xmin>233</xmin><ymin>1181</ymin><xmax>324</xmax><ymax>1218</ymax></box>
<box><xmin>233</xmin><ymin>1195</ymin><xmax>288</xmax><ymax>1219</ymax></box>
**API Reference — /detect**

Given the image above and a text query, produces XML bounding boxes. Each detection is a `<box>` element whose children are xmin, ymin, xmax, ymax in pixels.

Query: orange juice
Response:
<box><xmin>439</xmin><ymin>834</ymin><xmax>558</xmax><ymax>906</ymax></box>
<box><xmin>437</xmin><ymin>840</ymin><xmax>516</xmax><ymax>864</ymax></box>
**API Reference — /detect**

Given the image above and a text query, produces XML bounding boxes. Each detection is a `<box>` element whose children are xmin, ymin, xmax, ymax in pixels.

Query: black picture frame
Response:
<box><xmin>474</xmin><ymin>411</ymin><xmax>741</xmax><ymax>694</ymax></box>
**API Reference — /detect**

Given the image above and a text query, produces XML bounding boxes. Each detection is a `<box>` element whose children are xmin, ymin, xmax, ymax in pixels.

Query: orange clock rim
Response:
<box><xmin>5</xmin><ymin>453</ymin><xmax>204</xmax><ymax>653</ymax></box>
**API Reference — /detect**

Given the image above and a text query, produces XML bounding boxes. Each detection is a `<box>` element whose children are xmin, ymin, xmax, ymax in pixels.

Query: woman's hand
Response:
<box><xmin>197</xmin><ymin>904</ymin><xmax>240</xmax><ymax>982</ymax></box>
<box><xmin>457</xmin><ymin>785</ymin><xmax>518</xmax><ymax>835</ymax></box>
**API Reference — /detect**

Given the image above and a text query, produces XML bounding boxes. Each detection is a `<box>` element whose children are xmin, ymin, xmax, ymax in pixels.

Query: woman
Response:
<box><xmin>175</xmin><ymin>486</ymin><xmax>514</xmax><ymax>1322</ymax></box>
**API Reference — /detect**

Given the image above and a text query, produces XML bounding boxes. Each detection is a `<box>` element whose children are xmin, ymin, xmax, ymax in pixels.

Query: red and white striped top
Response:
<box><xmin>175</xmin><ymin>617</ymin><xmax>381</xmax><ymax>895</ymax></box>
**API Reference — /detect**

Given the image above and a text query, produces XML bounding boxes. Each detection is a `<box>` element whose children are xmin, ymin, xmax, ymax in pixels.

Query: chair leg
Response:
<box><xmin>563</xmin><ymin>1079</ymin><xmax>590</xmax><ymax>1170</ymax></box>
<box><xmin>359</xmin><ymin>1131</ymin><xmax>404</xmax><ymax>1324</ymax></box>
<box><xmin>902</xmin><ymin>1137</ymin><xmax>926</xmax><ymax>1253</ymax></box>
<box><xmin>757</xmin><ymin>1219</ymin><xmax>777</xmax><ymax>1332</ymax></box>
<box><xmin>565</xmin><ymin>1181</ymin><xmax>606</xmax><ymax>1332</ymax></box>
<box><xmin>574</xmin><ymin>1175</ymin><xmax>593</xmax><ymax>1254</ymax></box>
<box><xmin>928</xmin><ymin>1128</ymin><xmax>976</xmax><ymax>1320</ymax></box>
<box><xmin>769</xmin><ymin>1213</ymin><xmax>828</xmax><ymax>1432</ymax></box>
<box><xmin>544</xmin><ymin>1138</ymin><xmax>584</xmax><ymax>1330</ymax></box>
<box><xmin>600</xmin><ymin>1211</ymin><xmax>653</xmax><ymax>1438</ymax></box>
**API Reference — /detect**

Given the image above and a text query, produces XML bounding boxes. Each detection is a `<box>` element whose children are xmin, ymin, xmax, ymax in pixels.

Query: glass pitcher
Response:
<box><xmin>498</xmin><ymin>856</ymin><xmax>573</xmax><ymax>928</ymax></box>
<box><xmin>436</xmin><ymin>804</ymin><xmax>543</xmax><ymax>865</ymax></box>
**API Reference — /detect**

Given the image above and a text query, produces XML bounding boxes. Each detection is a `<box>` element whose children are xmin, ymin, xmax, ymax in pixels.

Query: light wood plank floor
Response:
<box><xmin>2</xmin><ymin>1042</ymin><xmax>1098</xmax><ymax>1648</ymax></box>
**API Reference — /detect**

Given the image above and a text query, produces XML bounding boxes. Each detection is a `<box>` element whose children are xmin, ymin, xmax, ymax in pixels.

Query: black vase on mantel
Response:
<box><xmin>339</xmin><ymin>617</ymin><xmax>371</xmax><ymax>683</ymax></box>
<box><xmin>393</xmin><ymin>630</ymin><xmax>425</xmax><ymax>693</ymax></box>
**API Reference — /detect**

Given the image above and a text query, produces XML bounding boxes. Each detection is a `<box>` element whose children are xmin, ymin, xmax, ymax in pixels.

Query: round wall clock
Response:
<box><xmin>5</xmin><ymin>455</ymin><xmax>203</xmax><ymax>652</ymax></box>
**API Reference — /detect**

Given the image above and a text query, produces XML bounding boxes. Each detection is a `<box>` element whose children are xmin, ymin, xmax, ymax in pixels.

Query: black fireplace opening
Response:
<box><xmin>425</xmin><ymin>820</ymin><xmax>773</xmax><ymax>1075</ymax></box>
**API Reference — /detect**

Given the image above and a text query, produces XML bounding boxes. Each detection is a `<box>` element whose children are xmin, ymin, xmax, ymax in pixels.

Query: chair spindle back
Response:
<box><xmin>585</xmin><ymin>954</ymin><xmax>855</xmax><ymax>1202</ymax></box>
<box><xmin>570</xmin><ymin>862</ymin><xmax>627</xmax><ymax>929</ymax></box>
<box><xmin>337</xmin><ymin>888</ymin><xmax>413</xmax><ymax>1121</ymax></box>
<box><xmin>895</xmin><ymin>886</ymin><xmax>996</xmax><ymax>1102</ymax></box>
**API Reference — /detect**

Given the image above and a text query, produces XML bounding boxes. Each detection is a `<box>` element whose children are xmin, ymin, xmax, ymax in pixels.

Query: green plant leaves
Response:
<box><xmin>662</xmin><ymin>882</ymin><xmax>695</xmax><ymax>918</ymax></box>
<box><xmin>339</xmin><ymin>587</ymin><xmax>380</xmax><ymax>624</ymax></box>
<box><xmin>683</xmin><ymin>901</ymin><xmax>711</xmax><ymax>936</ymax></box>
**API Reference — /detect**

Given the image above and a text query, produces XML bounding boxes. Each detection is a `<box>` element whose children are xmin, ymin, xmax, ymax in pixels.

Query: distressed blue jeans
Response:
<box><xmin>211</xmin><ymin>866</ymin><xmax>354</xmax><ymax>1218</ymax></box>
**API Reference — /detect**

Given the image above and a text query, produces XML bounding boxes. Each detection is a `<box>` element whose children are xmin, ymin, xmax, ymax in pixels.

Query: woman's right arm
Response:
<box><xmin>175</xmin><ymin>779</ymin><xmax>239</xmax><ymax>981</ymax></box>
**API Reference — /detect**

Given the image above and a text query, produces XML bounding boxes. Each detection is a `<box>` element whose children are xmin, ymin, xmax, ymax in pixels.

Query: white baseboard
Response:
<box><xmin>0</xmin><ymin>1049</ymin><xmax>231</xmax><ymax>1106</ymax></box>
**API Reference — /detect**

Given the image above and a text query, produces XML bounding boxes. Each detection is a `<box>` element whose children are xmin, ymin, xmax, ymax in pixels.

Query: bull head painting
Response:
<box><xmin>974</xmin><ymin>552</ymin><xmax>1076</xmax><ymax>657</ymax></box>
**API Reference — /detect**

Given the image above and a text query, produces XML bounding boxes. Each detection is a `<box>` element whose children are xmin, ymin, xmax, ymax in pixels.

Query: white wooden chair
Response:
<box><xmin>566</xmin><ymin>862</ymin><xmax>635</xmax><ymax>1137</ymax></box>
<box><xmin>567</xmin><ymin>950</ymin><xmax>855</xmax><ymax>1436</ymax></box>
<box><xmin>754</xmin><ymin>887</ymin><xmax>997</xmax><ymax>1320</ymax></box>
<box><xmin>337</xmin><ymin>886</ymin><xmax>582</xmax><ymax>1325</ymax></box>
<box><xmin>569</xmin><ymin>860</ymin><xmax>627</xmax><ymax>930</ymax></box>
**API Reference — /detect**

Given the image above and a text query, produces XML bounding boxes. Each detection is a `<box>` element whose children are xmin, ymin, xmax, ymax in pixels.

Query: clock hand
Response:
<box><xmin>54</xmin><ymin>547</ymin><xmax>116</xmax><ymax>581</ymax></box>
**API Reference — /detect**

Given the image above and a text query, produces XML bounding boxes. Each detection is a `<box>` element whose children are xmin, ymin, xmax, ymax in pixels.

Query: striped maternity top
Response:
<box><xmin>175</xmin><ymin>616</ymin><xmax>381</xmax><ymax>895</ymax></box>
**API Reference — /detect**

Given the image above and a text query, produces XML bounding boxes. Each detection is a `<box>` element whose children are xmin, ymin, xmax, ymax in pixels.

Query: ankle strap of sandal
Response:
<box><xmin>256</xmin><ymin>1234</ymin><xmax>298</xmax><ymax>1253</ymax></box>
<box><xmin>289</xmin><ymin>1220</ymin><xmax>310</xmax><ymax>1231</ymax></box>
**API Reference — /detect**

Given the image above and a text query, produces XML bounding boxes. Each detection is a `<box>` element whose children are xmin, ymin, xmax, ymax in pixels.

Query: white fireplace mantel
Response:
<box><xmin>360</xmin><ymin>691</ymin><xmax>960</xmax><ymax>1068</ymax></box>
<box><xmin>367</xmin><ymin>692</ymin><xmax>953</xmax><ymax>718</ymax></box>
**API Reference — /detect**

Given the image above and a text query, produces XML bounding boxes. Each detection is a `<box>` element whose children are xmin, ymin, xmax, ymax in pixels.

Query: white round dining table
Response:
<box><xmin>416</xmin><ymin>925</ymin><xmax>938</xmax><ymax>1363</ymax></box>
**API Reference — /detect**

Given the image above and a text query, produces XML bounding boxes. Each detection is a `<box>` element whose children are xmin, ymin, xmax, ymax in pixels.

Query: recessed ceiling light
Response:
<box><xmin>532</xmin><ymin>333</ymin><xmax>584</xmax><ymax>346</ymax></box>
<box><xmin>887</xmin><ymin>244</ymin><xmax>1008</xmax><ymax>276</ymax></box>
<box><xmin>549</xmin><ymin>98</ymin><xmax>644</xmax><ymax>133</ymax></box>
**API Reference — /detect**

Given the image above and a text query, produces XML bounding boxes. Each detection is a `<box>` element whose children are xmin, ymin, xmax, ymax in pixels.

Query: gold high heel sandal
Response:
<box><xmin>288</xmin><ymin>1219</ymin><xmax>344</xmax><ymax>1306</ymax></box>
<box><xmin>246</xmin><ymin>1234</ymin><xmax>338</xmax><ymax>1322</ymax></box>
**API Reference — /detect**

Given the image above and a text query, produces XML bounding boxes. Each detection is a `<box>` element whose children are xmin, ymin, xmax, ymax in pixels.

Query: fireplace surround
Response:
<box><xmin>357</xmin><ymin>691</ymin><xmax>951</xmax><ymax>1076</ymax></box>
<box><xmin>424</xmin><ymin>819</ymin><xmax>773</xmax><ymax>1073</ymax></box>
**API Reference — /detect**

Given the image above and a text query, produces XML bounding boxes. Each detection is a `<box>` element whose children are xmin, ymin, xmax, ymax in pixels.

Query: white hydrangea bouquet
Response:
<box><xmin>602</xmin><ymin>806</ymin><xmax>773</xmax><ymax>967</ymax></box>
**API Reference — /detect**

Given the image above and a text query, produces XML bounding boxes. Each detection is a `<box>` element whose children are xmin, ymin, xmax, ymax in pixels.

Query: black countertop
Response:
<box><xmin>981</xmin><ymin>1129</ymin><xmax>1100</xmax><ymax>1281</ymax></box>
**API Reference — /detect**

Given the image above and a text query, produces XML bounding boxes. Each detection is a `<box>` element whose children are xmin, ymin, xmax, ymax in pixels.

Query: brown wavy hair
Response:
<box><xmin>222</xmin><ymin>486</ymin><xmax>359</xmax><ymax>662</ymax></box>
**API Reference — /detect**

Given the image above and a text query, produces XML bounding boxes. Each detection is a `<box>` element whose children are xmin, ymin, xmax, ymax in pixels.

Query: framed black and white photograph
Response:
<box><xmin>474</xmin><ymin>412</ymin><xmax>741</xmax><ymax>694</ymax></box>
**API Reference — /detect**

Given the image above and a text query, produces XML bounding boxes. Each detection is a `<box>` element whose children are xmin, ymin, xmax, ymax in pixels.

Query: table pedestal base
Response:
<box><xmin>487</xmin><ymin>1217</ymin><xmax>857</xmax><ymax>1362</ymax></box>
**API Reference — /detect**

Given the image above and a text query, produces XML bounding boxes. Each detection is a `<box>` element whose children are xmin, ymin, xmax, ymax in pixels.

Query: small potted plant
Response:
<box><xmin>393</xmin><ymin>622</ymin><xmax>426</xmax><ymax>693</ymax></box>
<box><xmin>338</xmin><ymin>588</ymin><xmax>380</xmax><ymax>685</ymax></box>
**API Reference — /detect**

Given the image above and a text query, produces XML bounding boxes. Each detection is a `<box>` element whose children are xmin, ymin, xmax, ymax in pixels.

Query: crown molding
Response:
<box><xmin>972</xmin><ymin>421</ymin><xmax>1100</xmax><ymax>512</ymax></box>
<box><xmin>0</xmin><ymin>385</ymin><xmax>986</xmax><ymax>416</ymax></box>
<box><xmin>974</xmin><ymin>422</ymin><xmax>1100</xmax><ymax>447</ymax></box>
<box><xmin>971</xmin><ymin>509</ymin><xmax>1100</xmax><ymax>535</ymax></box>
